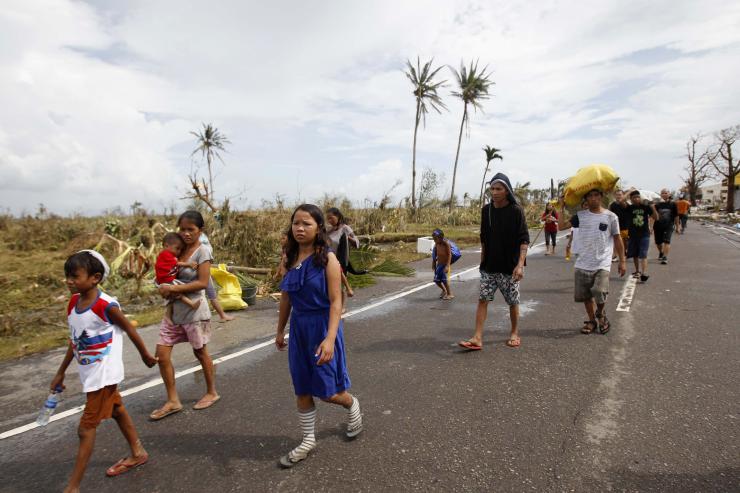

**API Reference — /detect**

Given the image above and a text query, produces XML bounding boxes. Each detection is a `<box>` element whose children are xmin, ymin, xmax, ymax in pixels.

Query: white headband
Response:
<box><xmin>78</xmin><ymin>250</ymin><xmax>111</xmax><ymax>282</ymax></box>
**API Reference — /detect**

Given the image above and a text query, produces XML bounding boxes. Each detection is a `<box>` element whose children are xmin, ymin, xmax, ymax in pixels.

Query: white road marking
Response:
<box><xmin>616</xmin><ymin>276</ymin><xmax>637</xmax><ymax>312</ymax></box>
<box><xmin>2</xmin><ymin>236</ymin><xmax>564</xmax><ymax>440</ymax></box>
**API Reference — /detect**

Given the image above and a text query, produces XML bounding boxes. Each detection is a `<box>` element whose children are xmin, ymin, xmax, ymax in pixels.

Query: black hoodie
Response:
<box><xmin>480</xmin><ymin>173</ymin><xmax>530</xmax><ymax>275</ymax></box>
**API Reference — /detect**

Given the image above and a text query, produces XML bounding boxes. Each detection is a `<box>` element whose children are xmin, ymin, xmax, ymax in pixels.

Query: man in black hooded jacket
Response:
<box><xmin>459</xmin><ymin>173</ymin><xmax>530</xmax><ymax>350</ymax></box>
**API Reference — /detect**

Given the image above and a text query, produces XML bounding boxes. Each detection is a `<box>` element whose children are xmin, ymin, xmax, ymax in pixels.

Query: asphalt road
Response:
<box><xmin>1</xmin><ymin>223</ymin><xmax>738</xmax><ymax>492</ymax></box>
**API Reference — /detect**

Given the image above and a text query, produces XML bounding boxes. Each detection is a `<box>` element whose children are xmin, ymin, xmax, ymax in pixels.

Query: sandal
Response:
<box><xmin>581</xmin><ymin>320</ymin><xmax>597</xmax><ymax>334</ymax></box>
<box><xmin>105</xmin><ymin>454</ymin><xmax>149</xmax><ymax>477</ymax></box>
<box><xmin>631</xmin><ymin>271</ymin><xmax>641</xmax><ymax>279</ymax></box>
<box><xmin>149</xmin><ymin>405</ymin><xmax>182</xmax><ymax>421</ymax></box>
<box><xmin>596</xmin><ymin>311</ymin><xmax>610</xmax><ymax>334</ymax></box>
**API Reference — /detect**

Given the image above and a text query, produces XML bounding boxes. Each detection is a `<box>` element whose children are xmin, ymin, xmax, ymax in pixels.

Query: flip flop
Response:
<box><xmin>506</xmin><ymin>338</ymin><xmax>521</xmax><ymax>348</ymax></box>
<box><xmin>105</xmin><ymin>454</ymin><xmax>149</xmax><ymax>477</ymax></box>
<box><xmin>458</xmin><ymin>340</ymin><xmax>482</xmax><ymax>351</ymax></box>
<box><xmin>149</xmin><ymin>405</ymin><xmax>182</xmax><ymax>421</ymax></box>
<box><xmin>193</xmin><ymin>395</ymin><xmax>221</xmax><ymax>410</ymax></box>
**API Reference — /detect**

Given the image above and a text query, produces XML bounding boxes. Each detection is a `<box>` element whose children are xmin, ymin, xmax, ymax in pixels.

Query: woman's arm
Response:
<box><xmin>316</xmin><ymin>253</ymin><xmax>343</xmax><ymax>365</ymax></box>
<box><xmin>344</xmin><ymin>225</ymin><xmax>360</xmax><ymax>248</ymax></box>
<box><xmin>159</xmin><ymin>259</ymin><xmax>211</xmax><ymax>296</ymax></box>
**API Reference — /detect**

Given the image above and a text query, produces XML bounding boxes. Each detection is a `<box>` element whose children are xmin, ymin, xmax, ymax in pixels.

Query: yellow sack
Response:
<box><xmin>210</xmin><ymin>264</ymin><xmax>247</xmax><ymax>311</ymax></box>
<box><xmin>563</xmin><ymin>164</ymin><xmax>619</xmax><ymax>207</ymax></box>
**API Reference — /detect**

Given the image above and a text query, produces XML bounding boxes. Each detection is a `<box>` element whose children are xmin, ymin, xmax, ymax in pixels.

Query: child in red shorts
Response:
<box><xmin>50</xmin><ymin>250</ymin><xmax>157</xmax><ymax>493</ymax></box>
<box><xmin>155</xmin><ymin>232</ymin><xmax>201</xmax><ymax>320</ymax></box>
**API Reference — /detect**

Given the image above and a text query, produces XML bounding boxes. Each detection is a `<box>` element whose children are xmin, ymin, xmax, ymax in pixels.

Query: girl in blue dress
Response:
<box><xmin>275</xmin><ymin>204</ymin><xmax>363</xmax><ymax>467</ymax></box>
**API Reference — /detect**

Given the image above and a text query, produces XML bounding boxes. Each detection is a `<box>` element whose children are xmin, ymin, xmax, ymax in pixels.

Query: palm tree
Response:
<box><xmin>514</xmin><ymin>181</ymin><xmax>531</xmax><ymax>206</ymax></box>
<box><xmin>448</xmin><ymin>60</ymin><xmax>493</xmax><ymax>211</ymax></box>
<box><xmin>479</xmin><ymin>146</ymin><xmax>503</xmax><ymax>204</ymax></box>
<box><xmin>191</xmin><ymin>123</ymin><xmax>231</xmax><ymax>201</ymax></box>
<box><xmin>404</xmin><ymin>57</ymin><xmax>447</xmax><ymax>211</ymax></box>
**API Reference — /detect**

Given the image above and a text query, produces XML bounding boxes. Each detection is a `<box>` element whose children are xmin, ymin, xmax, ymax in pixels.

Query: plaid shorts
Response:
<box><xmin>479</xmin><ymin>270</ymin><xmax>520</xmax><ymax>305</ymax></box>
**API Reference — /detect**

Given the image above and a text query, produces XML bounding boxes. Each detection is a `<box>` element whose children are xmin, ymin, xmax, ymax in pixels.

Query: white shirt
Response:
<box><xmin>67</xmin><ymin>291</ymin><xmax>124</xmax><ymax>392</ymax></box>
<box><xmin>570</xmin><ymin>209</ymin><xmax>620</xmax><ymax>271</ymax></box>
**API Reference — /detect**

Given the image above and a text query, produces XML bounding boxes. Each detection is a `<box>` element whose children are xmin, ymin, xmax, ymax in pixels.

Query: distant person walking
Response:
<box><xmin>654</xmin><ymin>189</ymin><xmax>680</xmax><ymax>264</ymax></box>
<box><xmin>558</xmin><ymin>189</ymin><xmax>626</xmax><ymax>334</ymax></box>
<box><xmin>432</xmin><ymin>229</ymin><xmax>454</xmax><ymax>299</ymax></box>
<box><xmin>325</xmin><ymin>207</ymin><xmax>360</xmax><ymax>309</ymax></box>
<box><xmin>609</xmin><ymin>189</ymin><xmax>630</xmax><ymax>257</ymax></box>
<box><xmin>625</xmin><ymin>191</ymin><xmax>658</xmax><ymax>283</ymax></box>
<box><xmin>541</xmin><ymin>202</ymin><xmax>559</xmax><ymax>256</ymax></box>
<box><xmin>459</xmin><ymin>173</ymin><xmax>529</xmax><ymax>350</ymax></box>
<box><xmin>199</xmin><ymin>232</ymin><xmax>235</xmax><ymax>322</ymax></box>
<box><xmin>676</xmin><ymin>195</ymin><xmax>691</xmax><ymax>234</ymax></box>
<box><xmin>275</xmin><ymin>204</ymin><xmax>362</xmax><ymax>468</ymax></box>
<box><xmin>150</xmin><ymin>211</ymin><xmax>220</xmax><ymax>420</ymax></box>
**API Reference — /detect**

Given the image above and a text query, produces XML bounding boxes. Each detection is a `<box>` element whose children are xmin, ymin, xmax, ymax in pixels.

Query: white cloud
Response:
<box><xmin>1</xmin><ymin>0</ymin><xmax>739</xmax><ymax>214</ymax></box>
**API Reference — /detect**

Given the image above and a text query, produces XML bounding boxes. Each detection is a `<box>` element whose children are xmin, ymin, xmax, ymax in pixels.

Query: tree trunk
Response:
<box><xmin>411</xmin><ymin>99</ymin><xmax>421</xmax><ymax>213</ymax></box>
<box><xmin>449</xmin><ymin>104</ymin><xmax>467</xmax><ymax>212</ymax></box>
<box><xmin>207</xmin><ymin>152</ymin><xmax>214</xmax><ymax>202</ymax></box>
<box><xmin>479</xmin><ymin>162</ymin><xmax>490</xmax><ymax>205</ymax></box>
<box><xmin>726</xmin><ymin>143</ymin><xmax>735</xmax><ymax>212</ymax></box>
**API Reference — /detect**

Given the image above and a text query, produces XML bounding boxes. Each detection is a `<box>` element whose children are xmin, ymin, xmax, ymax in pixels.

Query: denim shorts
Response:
<box><xmin>627</xmin><ymin>235</ymin><xmax>649</xmax><ymax>259</ymax></box>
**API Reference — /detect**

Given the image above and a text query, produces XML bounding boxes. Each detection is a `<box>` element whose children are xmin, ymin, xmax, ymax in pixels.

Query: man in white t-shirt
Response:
<box><xmin>558</xmin><ymin>189</ymin><xmax>626</xmax><ymax>335</ymax></box>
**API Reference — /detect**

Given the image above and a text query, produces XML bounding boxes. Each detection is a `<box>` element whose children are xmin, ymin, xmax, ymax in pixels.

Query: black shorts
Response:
<box><xmin>654</xmin><ymin>223</ymin><xmax>674</xmax><ymax>245</ymax></box>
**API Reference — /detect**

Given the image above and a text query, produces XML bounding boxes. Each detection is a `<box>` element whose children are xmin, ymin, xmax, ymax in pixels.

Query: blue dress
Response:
<box><xmin>280</xmin><ymin>255</ymin><xmax>351</xmax><ymax>398</ymax></box>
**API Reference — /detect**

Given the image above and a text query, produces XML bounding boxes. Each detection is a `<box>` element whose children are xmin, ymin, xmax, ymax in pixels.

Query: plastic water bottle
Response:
<box><xmin>36</xmin><ymin>386</ymin><xmax>63</xmax><ymax>426</ymax></box>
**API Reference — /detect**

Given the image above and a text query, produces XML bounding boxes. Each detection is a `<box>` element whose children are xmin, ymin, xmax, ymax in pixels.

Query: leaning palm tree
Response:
<box><xmin>448</xmin><ymin>60</ymin><xmax>493</xmax><ymax>211</ymax></box>
<box><xmin>479</xmin><ymin>146</ymin><xmax>503</xmax><ymax>204</ymax></box>
<box><xmin>404</xmin><ymin>57</ymin><xmax>447</xmax><ymax>211</ymax></box>
<box><xmin>191</xmin><ymin>123</ymin><xmax>231</xmax><ymax>201</ymax></box>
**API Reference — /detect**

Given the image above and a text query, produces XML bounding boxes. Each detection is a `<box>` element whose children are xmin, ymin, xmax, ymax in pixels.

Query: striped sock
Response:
<box><xmin>346</xmin><ymin>395</ymin><xmax>363</xmax><ymax>438</ymax></box>
<box><xmin>286</xmin><ymin>408</ymin><xmax>316</xmax><ymax>463</ymax></box>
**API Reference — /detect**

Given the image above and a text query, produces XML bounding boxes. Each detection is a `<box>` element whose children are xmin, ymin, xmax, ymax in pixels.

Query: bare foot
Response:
<box><xmin>443</xmin><ymin>294</ymin><xmax>455</xmax><ymax>300</ymax></box>
<box><xmin>347</xmin><ymin>289</ymin><xmax>354</xmax><ymax>297</ymax></box>
<box><xmin>218</xmin><ymin>314</ymin><xmax>235</xmax><ymax>323</ymax></box>
<box><xmin>63</xmin><ymin>486</ymin><xmax>80</xmax><ymax>493</ymax></box>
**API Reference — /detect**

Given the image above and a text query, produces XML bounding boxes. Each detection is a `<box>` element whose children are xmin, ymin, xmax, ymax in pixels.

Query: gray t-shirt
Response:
<box><xmin>171</xmin><ymin>244</ymin><xmax>213</xmax><ymax>325</ymax></box>
<box><xmin>570</xmin><ymin>209</ymin><xmax>619</xmax><ymax>272</ymax></box>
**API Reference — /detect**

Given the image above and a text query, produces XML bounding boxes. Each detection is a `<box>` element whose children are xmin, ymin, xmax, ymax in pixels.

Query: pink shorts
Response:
<box><xmin>157</xmin><ymin>318</ymin><xmax>211</xmax><ymax>349</ymax></box>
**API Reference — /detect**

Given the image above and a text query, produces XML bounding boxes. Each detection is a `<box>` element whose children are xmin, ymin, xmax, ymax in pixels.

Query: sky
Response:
<box><xmin>1</xmin><ymin>0</ymin><xmax>739</xmax><ymax>215</ymax></box>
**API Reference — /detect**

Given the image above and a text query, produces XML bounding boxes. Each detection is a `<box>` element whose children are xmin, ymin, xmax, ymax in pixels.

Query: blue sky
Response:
<box><xmin>1</xmin><ymin>0</ymin><xmax>739</xmax><ymax>215</ymax></box>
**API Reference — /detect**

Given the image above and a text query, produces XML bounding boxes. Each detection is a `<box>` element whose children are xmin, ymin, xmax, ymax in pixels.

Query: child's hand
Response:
<box><xmin>275</xmin><ymin>331</ymin><xmax>287</xmax><ymax>351</ymax></box>
<box><xmin>315</xmin><ymin>337</ymin><xmax>335</xmax><ymax>365</ymax></box>
<box><xmin>142</xmin><ymin>353</ymin><xmax>158</xmax><ymax>368</ymax></box>
<box><xmin>50</xmin><ymin>374</ymin><xmax>66</xmax><ymax>393</ymax></box>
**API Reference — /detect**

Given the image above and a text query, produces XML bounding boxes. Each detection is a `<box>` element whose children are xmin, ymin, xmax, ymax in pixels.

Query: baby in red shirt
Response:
<box><xmin>155</xmin><ymin>233</ymin><xmax>201</xmax><ymax>319</ymax></box>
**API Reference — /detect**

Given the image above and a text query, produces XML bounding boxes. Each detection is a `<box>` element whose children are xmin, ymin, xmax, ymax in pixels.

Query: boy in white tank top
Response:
<box><xmin>50</xmin><ymin>250</ymin><xmax>157</xmax><ymax>492</ymax></box>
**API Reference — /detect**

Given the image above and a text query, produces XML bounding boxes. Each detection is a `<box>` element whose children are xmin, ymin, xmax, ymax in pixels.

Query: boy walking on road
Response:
<box><xmin>558</xmin><ymin>189</ymin><xmax>626</xmax><ymax>335</ymax></box>
<box><xmin>625</xmin><ymin>191</ymin><xmax>658</xmax><ymax>283</ymax></box>
<box><xmin>459</xmin><ymin>173</ymin><xmax>529</xmax><ymax>350</ymax></box>
<box><xmin>654</xmin><ymin>189</ymin><xmax>680</xmax><ymax>264</ymax></box>
<box><xmin>432</xmin><ymin>229</ymin><xmax>454</xmax><ymax>300</ymax></box>
<box><xmin>52</xmin><ymin>251</ymin><xmax>157</xmax><ymax>493</ymax></box>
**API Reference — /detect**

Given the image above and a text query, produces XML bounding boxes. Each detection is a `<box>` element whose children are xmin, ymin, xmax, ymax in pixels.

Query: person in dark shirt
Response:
<box><xmin>626</xmin><ymin>191</ymin><xmax>658</xmax><ymax>282</ymax></box>
<box><xmin>458</xmin><ymin>173</ymin><xmax>529</xmax><ymax>350</ymax></box>
<box><xmin>654</xmin><ymin>189</ymin><xmax>679</xmax><ymax>264</ymax></box>
<box><xmin>609</xmin><ymin>189</ymin><xmax>630</xmax><ymax>258</ymax></box>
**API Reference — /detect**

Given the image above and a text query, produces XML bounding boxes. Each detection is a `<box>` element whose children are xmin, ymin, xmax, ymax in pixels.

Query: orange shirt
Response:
<box><xmin>676</xmin><ymin>200</ymin><xmax>690</xmax><ymax>215</ymax></box>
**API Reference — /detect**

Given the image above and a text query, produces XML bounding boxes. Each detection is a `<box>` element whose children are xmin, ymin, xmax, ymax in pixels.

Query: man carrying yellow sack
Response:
<box><xmin>558</xmin><ymin>188</ymin><xmax>626</xmax><ymax>335</ymax></box>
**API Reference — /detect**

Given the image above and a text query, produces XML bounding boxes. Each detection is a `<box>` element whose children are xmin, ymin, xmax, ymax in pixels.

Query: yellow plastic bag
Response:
<box><xmin>563</xmin><ymin>164</ymin><xmax>619</xmax><ymax>207</ymax></box>
<box><xmin>210</xmin><ymin>264</ymin><xmax>247</xmax><ymax>311</ymax></box>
